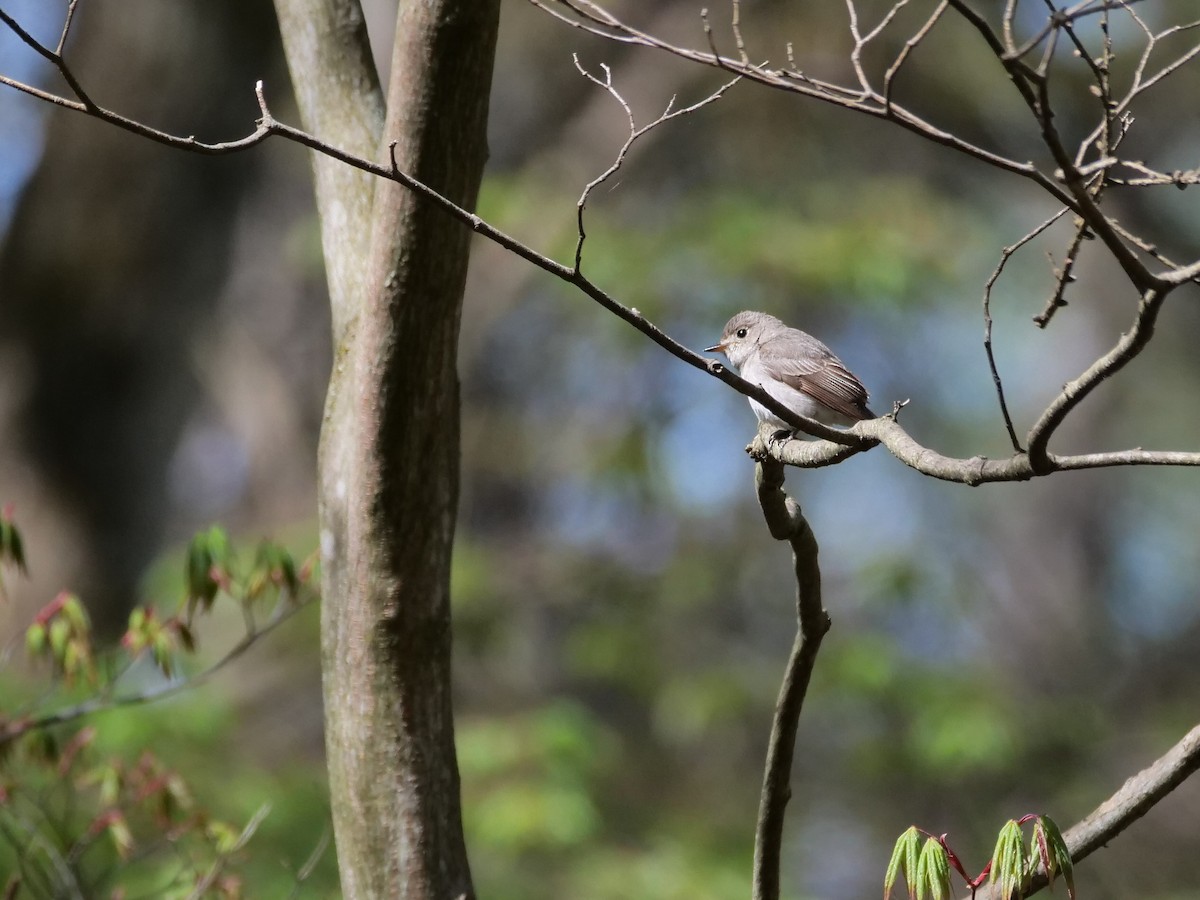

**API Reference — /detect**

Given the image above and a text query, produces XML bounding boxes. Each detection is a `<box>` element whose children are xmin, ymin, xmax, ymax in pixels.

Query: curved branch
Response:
<box><xmin>1026</xmin><ymin>287</ymin><xmax>1165</xmax><ymax>472</ymax></box>
<box><xmin>751</xmin><ymin>451</ymin><xmax>832</xmax><ymax>900</ymax></box>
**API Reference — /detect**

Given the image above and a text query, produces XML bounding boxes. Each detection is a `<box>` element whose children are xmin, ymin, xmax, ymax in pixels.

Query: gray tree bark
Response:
<box><xmin>272</xmin><ymin>1</ymin><xmax>501</xmax><ymax>895</ymax></box>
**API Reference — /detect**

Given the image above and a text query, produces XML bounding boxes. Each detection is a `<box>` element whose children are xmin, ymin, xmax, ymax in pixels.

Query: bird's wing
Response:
<box><xmin>758</xmin><ymin>338</ymin><xmax>873</xmax><ymax>421</ymax></box>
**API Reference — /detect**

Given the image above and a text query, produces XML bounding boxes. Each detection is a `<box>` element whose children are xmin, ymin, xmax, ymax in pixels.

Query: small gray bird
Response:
<box><xmin>706</xmin><ymin>310</ymin><xmax>874</xmax><ymax>431</ymax></box>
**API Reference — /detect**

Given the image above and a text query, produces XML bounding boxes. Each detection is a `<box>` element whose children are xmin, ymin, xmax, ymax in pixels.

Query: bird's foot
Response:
<box><xmin>767</xmin><ymin>428</ymin><xmax>795</xmax><ymax>448</ymax></box>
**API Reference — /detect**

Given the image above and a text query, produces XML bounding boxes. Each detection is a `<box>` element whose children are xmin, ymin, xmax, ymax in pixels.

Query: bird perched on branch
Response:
<box><xmin>706</xmin><ymin>310</ymin><xmax>874</xmax><ymax>433</ymax></box>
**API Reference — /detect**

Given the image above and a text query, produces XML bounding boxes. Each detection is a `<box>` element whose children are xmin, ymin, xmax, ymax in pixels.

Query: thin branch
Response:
<box><xmin>1114</xmin><ymin>160</ymin><xmax>1200</xmax><ymax>189</ymax></box>
<box><xmin>847</xmin><ymin>0</ymin><xmax>914</xmax><ymax>98</ymax></box>
<box><xmin>1110</xmin><ymin>219</ymin><xmax>1193</xmax><ymax>278</ymax></box>
<box><xmin>1026</xmin><ymin>286</ymin><xmax>1163</xmax><ymax>471</ymax></box>
<box><xmin>751</xmin><ymin>445</ymin><xmax>832</xmax><ymax>900</ymax></box>
<box><xmin>530</xmin><ymin>0</ymin><xmax>1062</xmax><ymax>193</ymax></box>
<box><xmin>0</xmin><ymin>70</ymin><xmax>272</xmax><ymax>153</ymax></box>
<box><xmin>883</xmin><ymin>0</ymin><xmax>949</xmax><ymax>112</ymax></box>
<box><xmin>1004</xmin><ymin>0</ymin><xmax>1151</xmax><ymax>62</ymax></box>
<box><xmin>55</xmin><ymin>0</ymin><xmax>82</xmax><ymax>56</ymax></box>
<box><xmin>1054</xmin><ymin>449</ymin><xmax>1200</xmax><ymax>469</ymax></box>
<box><xmin>1129</xmin><ymin>25</ymin><xmax>1200</xmax><ymax>97</ymax></box>
<box><xmin>571</xmin><ymin>55</ymin><xmax>738</xmax><ymax>272</ymax></box>
<box><xmin>731</xmin><ymin>0</ymin><xmax>749</xmax><ymax>65</ymax></box>
<box><xmin>0</xmin><ymin>595</ymin><xmax>313</xmax><ymax>747</ymax></box>
<box><xmin>982</xmin><ymin>208</ymin><xmax>1072</xmax><ymax>451</ymax></box>
<box><xmin>1033</xmin><ymin>217</ymin><xmax>1089</xmax><ymax>330</ymax></box>
<box><xmin>1002</xmin><ymin>0</ymin><xmax>1020</xmax><ymax>54</ymax></box>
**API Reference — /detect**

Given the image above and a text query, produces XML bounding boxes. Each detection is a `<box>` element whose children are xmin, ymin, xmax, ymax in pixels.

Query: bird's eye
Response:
<box><xmin>735</xmin><ymin>327</ymin><xmax>748</xmax><ymax>338</ymax></box>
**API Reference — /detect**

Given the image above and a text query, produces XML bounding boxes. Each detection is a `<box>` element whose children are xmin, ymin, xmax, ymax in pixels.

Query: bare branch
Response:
<box><xmin>55</xmin><ymin>0</ymin><xmax>82</xmax><ymax>56</ymax></box>
<box><xmin>982</xmin><ymin>208</ymin><xmax>1072</xmax><ymax>450</ymax></box>
<box><xmin>883</xmin><ymin>0</ymin><xmax>949</xmax><ymax>112</ymax></box>
<box><xmin>1055</xmin><ymin>449</ymin><xmax>1200</xmax><ymax>469</ymax></box>
<box><xmin>1004</xmin><ymin>0</ymin><xmax>1152</xmax><ymax>62</ymax></box>
<box><xmin>1063</xmin><ymin>722</ymin><xmax>1200</xmax><ymax>865</ymax></box>
<box><xmin>751</xmin><ymin>448</ymin><xmax>832</xmax><ymax>900</ymax></box>
<box><xmin>1026</xmin><ymin>287</ymin><xmax>1164</xmax><ymax>471</ymax></box>
<box><xmin>1033</xmin><ymin>215</ymin><xmax>1091</xmax><ymax>330</ymax></box>
<box><xmin>1126</xmin><ymin>18</ymin><xmax>1200</xmax><ymax>96</ymax></box>
<box><xmin>1115</xmin><ymin>160</ymin><xmax>1200</xmax><ymax>189</ymax></box>
<box><xmin>571</xmin><ymin>55</ymin><xmax>738</xmax><ymax>272</ymax></box>
<box><xmin>536</xmin><ymin>0</ymin><xmax>1197</xmax><ymax>298</ymax></box>
<box><xmin>530</xmin><ymin>0</ymin><xmax>1060</xmax><ymax>191</ymax></box>
<box><xmin>731</xmin><ymin>0</ymin><xmax>749</xmax><ymax>65</ymax></box>
<box><xmin>0</xmin><ymin>3</ymin><xmax>94</xmax><ymax>109</ymax></box>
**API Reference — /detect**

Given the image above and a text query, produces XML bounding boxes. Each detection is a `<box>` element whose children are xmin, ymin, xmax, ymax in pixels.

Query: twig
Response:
<box><xmin>55</xmin><ymin>0</ymin><xmax>82</xmax><ymax>56</ymax></box>
<box><xmin>750</xmin><ymin>442</ymin><xmax>832</xmax><ymax>900</ymax></box>
<box><xmin>847</xmin><ymin>0</ymin><xmax>914</xmax><ymax>98</ymax></box>
<box><xmin>883</xmin><ymin>0</ymin><xmax>949</xmax><ymax>112</ymax></box>
<box><xmin>1004</xmin><ymin>0</ymin><xmax>1151</xmax><ymax>61</ymax></box>
<box><xmin>0</xmin><ymin>6</ymin><xmax>94</xmax><ymax>108</ymax></box>
<box><xmin>571</xmin><ymin>55</ymin><xmax>738</xmax><ymax>272</ymax></box>
<box><xmin>731</xmin><ymin>0</ymin><xmax>749</xmax><ymax>65</ymax></box>
<box><xmin>981</xmin><ymin>209</ymin><xmax>1072</xmax><ymax>451</ymax></box>
<box><xmin>286</xmin><ymin>828</ymin><xmax>333</xmax><ymax>899</ymax></box>
<box><xmin>529</xmin><ymin>0</ymin><xmax>1065</xmax><ymax>191</ymax></box>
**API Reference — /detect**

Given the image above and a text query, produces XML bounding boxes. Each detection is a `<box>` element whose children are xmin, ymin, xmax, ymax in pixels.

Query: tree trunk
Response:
<box><xmin>272</xmin><ymin>1</ymin><xmax>500</xmax><ymax>895</ymax></box>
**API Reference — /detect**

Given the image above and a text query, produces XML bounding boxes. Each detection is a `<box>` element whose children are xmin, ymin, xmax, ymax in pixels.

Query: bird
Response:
<box><xmin>706</xmin><ymin>310</ymin><xmax>874</xmax><ymax>433</ymax></box>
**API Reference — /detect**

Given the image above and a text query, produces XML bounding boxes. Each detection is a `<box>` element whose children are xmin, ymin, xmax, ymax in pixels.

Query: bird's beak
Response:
<box><xmin>705</xmin><ymin>342</ymin><xmax>725</xmax><ymax>353</ymax></box>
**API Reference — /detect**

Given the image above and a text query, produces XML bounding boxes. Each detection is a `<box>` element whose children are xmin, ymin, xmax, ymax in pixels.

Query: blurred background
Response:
<box><xmin>1</xmin><ymin>0</ymin><xmax>1199</xmax><ymax>896</ymax></box>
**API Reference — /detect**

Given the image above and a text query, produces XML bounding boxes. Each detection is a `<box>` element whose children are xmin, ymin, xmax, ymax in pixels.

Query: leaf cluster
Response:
<box><xmin>885</xmin><ymin>815</ymin><xmax>1075</xmax><ymax>900</ymax></box>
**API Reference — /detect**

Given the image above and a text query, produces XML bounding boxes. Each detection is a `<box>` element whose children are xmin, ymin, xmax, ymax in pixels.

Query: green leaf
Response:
<box><xmin>906</xmin><ymin>826</ymin><xmax>921</xmax><ymax>900</ymax></box>
<box><xmin>186</xmin><ymin>538</ymin><xmax>215</xmax><ymax>610</ymax></box>
<box><xmin>991</xmin><ymin>820</ymin><xmax>1026</xmax><ymax>899</ymax></box>
<box><xmin>0</xmin><ymin>516</ymin><xmax>27</xmax><ymax>574</ymax></box>
<box><xmin>916</xmin><ymin>837</ymin><xmax>951</xmax><ymax>900</ymax></box>
<box><xmin>61</xmin><ymin>593</ymin><xmax>90</xmax><ymax>633</ymax></box>
<box><xmin>1038</xmin><ymin>816</ymin><xmax>1075</xmax><ymax>900</ymax></box>
<box><xmin>98</xmin><ymin>764</ymin><xmax>121</xmax><ymax>807</ymax></box>
<box><xmin>884</xmin><ymin>826</ymin><xmax>922</xmax><ymax>900</ymax></box>
<box><xmin>186</xmin><ymin>525</ymin><xmax>232</xmax><ymax>612</ymax></box>
<box><xmin>48</xmin><ymin>618</ymin><xmax>71</xmax><ymax>658</ymax></box>
<box><xmin>25</xmin><ymin>622</ymin><xmax>46</xmax><ymax>656</ymax></box>
<box><xmin>152</xmin><ymin>631</ymin><xmax>175</xmax><ymax>677</ymax></box>
<box><xmin>107</xmin><ymin>811</ymin><xmax>134</xmax><ymax>859</ymax></box>
<box><xmin>255</xmin><ymin>540</ymin><xmax>299</xmax><ymax>597</ymax></box>
<box><xmin>207</xmin><ymin>819</ymin><xmax>240</xmax><ymax>855</ymax></box>
<box><xmin>1031</xmin><ymin>820</ymin><xmax>1050</xmax><ymax>886</ymax></box>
